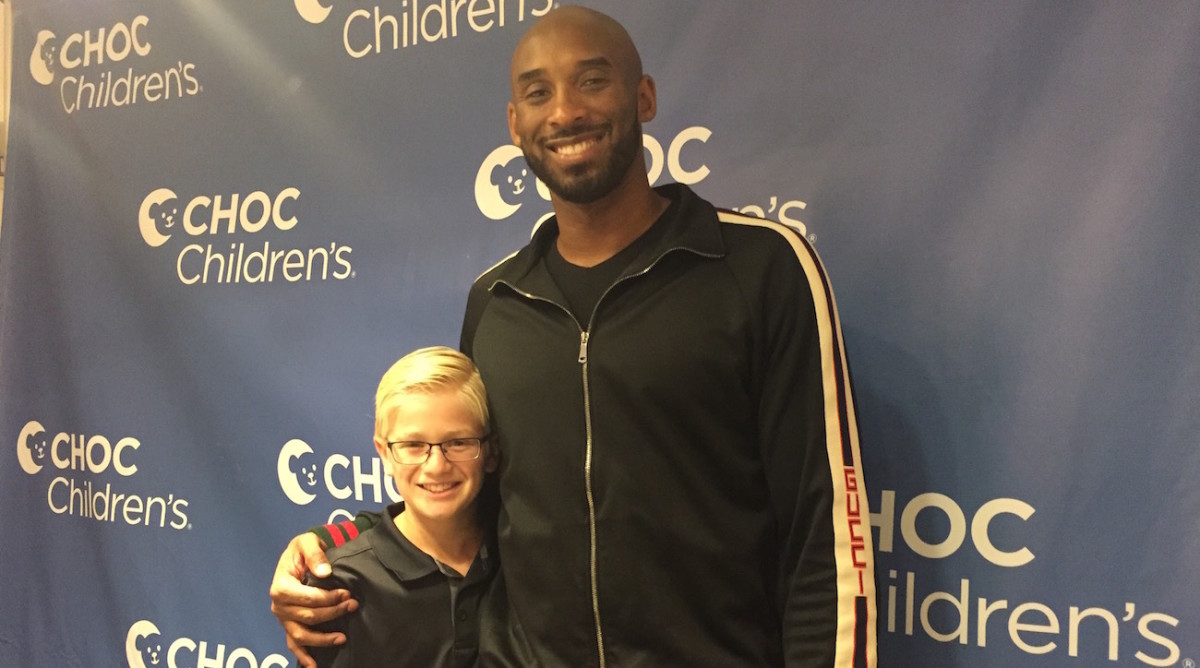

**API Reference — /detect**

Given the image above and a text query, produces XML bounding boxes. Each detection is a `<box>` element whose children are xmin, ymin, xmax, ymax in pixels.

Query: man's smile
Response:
<box><xmin>544</xmin><ymin>127</ymin><xmax>609</xmax><ymax>161</ymax></box>
<box><xmin>554</xmin><ymin>138</ymin><xmax>599</xmax><ymax>157</ymax></box>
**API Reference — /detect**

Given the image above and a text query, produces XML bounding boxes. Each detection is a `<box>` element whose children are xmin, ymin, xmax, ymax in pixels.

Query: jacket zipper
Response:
<box><xmin>492</xmin><ymin>245</ymin><xmax>717</xmax><ymax>667</ymax></box>
<box><xmin>577</xmin><ymin>328</ymin><xmax>606</xmax><ymax>668</ymax></box>
<box><xmin>576</xmin><ymin>248</ymin><xmax>702</xmax><ymax>668</ymax></box>
<box><xmin>494</xmin><ymin>282</ymin><xmax>610</xmax><ymax>668</ymax></box>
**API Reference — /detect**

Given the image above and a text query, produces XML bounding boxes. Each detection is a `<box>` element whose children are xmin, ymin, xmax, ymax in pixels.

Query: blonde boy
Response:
<box><xmin>307</xmin><ymin>346</ymin><xmax>498</xmax><ymax>668</ymax></box>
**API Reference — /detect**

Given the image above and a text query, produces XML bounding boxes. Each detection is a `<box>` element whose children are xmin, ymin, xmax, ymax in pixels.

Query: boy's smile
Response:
<box><xmin>377</xmin><ymin>389</ymin><xmax>494</xmax><ymax>527</ymax></box>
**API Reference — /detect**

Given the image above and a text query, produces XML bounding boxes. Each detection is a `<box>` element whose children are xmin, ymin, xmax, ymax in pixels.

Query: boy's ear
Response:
<box><xmin>374</xmin><ymin>436</ymin><xmax>392</xmax><ymax>474</ymax></box>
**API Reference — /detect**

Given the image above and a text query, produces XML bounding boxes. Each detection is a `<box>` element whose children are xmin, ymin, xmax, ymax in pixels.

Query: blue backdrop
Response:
<box><xmin>2</xmin><ymin>1</ymin><xmax>1197</xmax><ymax>666</ymax></box>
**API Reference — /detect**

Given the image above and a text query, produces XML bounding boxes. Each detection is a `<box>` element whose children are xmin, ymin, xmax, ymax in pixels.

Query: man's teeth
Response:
<box><xmin>557</xmin><ymin>139</ymin><xmax>596</xmax><ymax>157</ymax></box>
<box><xmin>422</xmin><ymin>482</ymin><xmax>457</xmax><ymax>493</ymax></box>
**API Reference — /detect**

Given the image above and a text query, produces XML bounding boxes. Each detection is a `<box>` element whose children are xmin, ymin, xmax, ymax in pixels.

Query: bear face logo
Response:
<box><xmin>292</xmin><ymin>452</ymin><xmax>320</xmax><ymax>490</ymax></box>
<box><xmin>17</xmin><ymin>421</ymin><xmax>49</xmax><ymax>475</ymax></box>
<box><xmin>25</xmin><ymin>431</ymin><xmax>48</xmax><ymax>462</ymax></box>
<box><xmin>138</xmin><ymin>188</ymin><xmax>180</xmax><ymax>247</ymax></box>
<box><xmin>496</xmin><ymin>163</ymin><xmax>529</xmax><ymax>203</ymax></box>
<box><xmin>475</xmin><ymin>145</ymin><xmax>551</xmax><ymax>221</ymax></box>
<box><xmin>30</xmin><ymin>31</ymin><xmax>59</xmax><ymax>86</ymax></box>
<box><xmin>40</xmin><ymin>41</ymin><xmax>58</xmax><ymax>73</ymax></box>
<box><xmin>277</xmin><ymin>439</ymin><xmax>319</xmax><ymax>505</ymax></box>
<box><xmin>148</xmin><ymin>200</ymin><xmax>178</xmax><ymax>235</ymax></box>
<box><xmin>136</xmin><ymin>632</ymin><xmax>163</xmax><ymax>666</ymax></box>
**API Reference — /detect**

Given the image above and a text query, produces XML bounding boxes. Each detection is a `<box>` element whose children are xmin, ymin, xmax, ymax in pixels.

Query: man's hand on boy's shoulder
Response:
<box><xmin>270</xmin><ymin>532</ymin><xmax>359</xmax><ymax>668</ymax></box>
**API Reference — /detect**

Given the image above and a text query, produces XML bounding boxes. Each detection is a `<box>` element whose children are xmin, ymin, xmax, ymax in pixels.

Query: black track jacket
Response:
<box><xmin>459</xmin><ymin>184</ymin><xmax>876</xmax><ymax>668</ymax></box>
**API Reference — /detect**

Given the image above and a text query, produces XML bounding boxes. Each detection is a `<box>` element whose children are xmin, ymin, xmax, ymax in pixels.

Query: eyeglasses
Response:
<box><xmin>385</xmin><ymin>437</ymin><xmax>488</xmax><ymax>465</ymax></box>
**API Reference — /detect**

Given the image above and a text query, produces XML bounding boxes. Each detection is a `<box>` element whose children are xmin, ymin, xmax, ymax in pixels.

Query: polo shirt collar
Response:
<box><xmin>367</xmin><ymin>502</ymin><xmax>493</xmax><ymax>583</ymax></box>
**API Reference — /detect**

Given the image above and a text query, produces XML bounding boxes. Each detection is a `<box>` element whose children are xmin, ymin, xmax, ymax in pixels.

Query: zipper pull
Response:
<box><xmin>578</xmin><ymin>331</ymin><xmax>589</xmax><ymax>364</ymax></box>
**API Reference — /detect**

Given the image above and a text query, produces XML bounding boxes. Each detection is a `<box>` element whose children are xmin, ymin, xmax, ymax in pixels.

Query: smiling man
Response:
<box><xmin>271</xmin><ymin>6</ymin><xmax>877</xmax><ymax>667</ymax></box>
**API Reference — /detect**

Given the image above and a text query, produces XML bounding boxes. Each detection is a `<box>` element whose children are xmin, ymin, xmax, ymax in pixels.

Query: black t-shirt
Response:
<box><xmin>543</xmin><ymin>198</ymin><xmax>680</xmax><ymax>325</ymax></box>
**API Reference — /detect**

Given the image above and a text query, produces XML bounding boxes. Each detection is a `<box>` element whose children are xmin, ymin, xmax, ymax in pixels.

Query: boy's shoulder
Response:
<box><xmin>324</xmin><ymin>532</ymin><xmax>377</xmax><ymax>565</ymax></box>
<box><xmin>308</xmin><ymin>504</ymin><xmax>406</xmax><ymax>592</ymax></box>
<box><xmin>330</xmin><ymin>505</ymin><xmax>400</xmax><ymax>561</ymax></box>
<box><xmin>310</xmin><ymin>510</ymin><xmax>383</xmax><ymax>551</ymax></box>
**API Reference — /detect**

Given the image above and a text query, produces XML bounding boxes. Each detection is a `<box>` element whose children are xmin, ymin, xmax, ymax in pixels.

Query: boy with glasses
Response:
<box><xmin>305</xmin><ymin>346</ymin><xmax>498</xmax><ymax>668</ymax></box>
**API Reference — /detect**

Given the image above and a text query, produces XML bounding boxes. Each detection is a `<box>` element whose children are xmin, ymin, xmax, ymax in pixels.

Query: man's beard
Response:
<box><xmin>523</xmin><ymin>117</ymin><xmax>643</xmax><ymax>205</ymax></box>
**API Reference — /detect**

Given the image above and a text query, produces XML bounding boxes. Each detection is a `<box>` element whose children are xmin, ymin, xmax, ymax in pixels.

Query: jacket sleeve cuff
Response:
<box><xmin>308</xmin><ymin>510</ymin><xmax>381</xmax><ymax>548</ymax></box>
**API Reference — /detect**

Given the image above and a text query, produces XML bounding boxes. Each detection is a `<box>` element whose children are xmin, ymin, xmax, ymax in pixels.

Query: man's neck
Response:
<box><xmin>551</xmin><ymin>173</ymin><xmax>670</xmax><ymax>268</ymax></box>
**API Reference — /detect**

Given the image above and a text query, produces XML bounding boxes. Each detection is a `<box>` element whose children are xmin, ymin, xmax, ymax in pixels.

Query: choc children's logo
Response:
<box><xmin>136</xmin><ymin>186</ymin><xmax>355</xmax><ymax>286</ymax></box>
<box><xmin>28</xmin><ymin>14</ymin><xmax>201</xmax><ymax>114</ymax></box>
<box><xmin>15</xmin><ymin>420</ymin><xmax>191</xmax><ymax>531</ymax></box>
<box><xmin>871</xmin><ymin>488</ymin><xmax>1187</xmax><ymax>666</ymax></box>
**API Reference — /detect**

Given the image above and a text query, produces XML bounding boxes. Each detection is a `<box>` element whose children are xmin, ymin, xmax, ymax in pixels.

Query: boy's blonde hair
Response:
<box><xmin>374</xmin><ymin>346</ymin><xmax>490</xmax><ymax>445</ymax></box>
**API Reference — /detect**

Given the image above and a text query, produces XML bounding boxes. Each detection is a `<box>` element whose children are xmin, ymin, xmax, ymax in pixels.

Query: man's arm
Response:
<box><xmin>458</xmin><ymin>273</ymin><xmax>492</xmax><ymax>356</ymax></box>
<box><xmin>743</xmin><ymin>219</ymin><xmax>877</xmax><ymax>667</ymax></box>
<box><xmin>269</xmin><ymin>512</ymin><xmax>382</xmax><ymax>668</ymax></box>
<box><xmin>269</xmin><ymin>533</ymin><xmax>353</xmax><ymax>668</ymax></box>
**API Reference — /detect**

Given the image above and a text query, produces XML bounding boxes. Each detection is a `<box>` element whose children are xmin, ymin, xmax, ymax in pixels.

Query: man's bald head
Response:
<box><xmin>510</xmin><ymin>5</ymin><xmax>644</xmax><ymax>96</ymax></box>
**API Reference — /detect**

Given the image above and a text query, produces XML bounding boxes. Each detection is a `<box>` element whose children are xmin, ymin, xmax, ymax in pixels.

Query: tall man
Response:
<box><xmin>271</xmin><ymin>6</ymin><xmax>877</xmax><ymax>667</ymax></box>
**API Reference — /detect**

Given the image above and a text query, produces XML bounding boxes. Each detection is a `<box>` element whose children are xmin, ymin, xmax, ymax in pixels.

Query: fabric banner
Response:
<box><xmin>1</xmin><ymin>1</ymin><xmax>1197</xmax><ymax>666</ymax></box>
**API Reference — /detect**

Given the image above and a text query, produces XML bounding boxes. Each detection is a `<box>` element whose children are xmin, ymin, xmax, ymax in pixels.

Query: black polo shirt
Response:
<box><xmin>307</xmin><ymin>502</ymin><xmax>496</xmax><ymax>668</ymax></box>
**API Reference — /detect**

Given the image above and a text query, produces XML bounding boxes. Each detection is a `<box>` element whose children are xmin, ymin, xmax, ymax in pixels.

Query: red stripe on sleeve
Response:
<box><xmin>325</xmin><ymin>524</ymin><xmax>346</xmax><ymax>547</ymax></box>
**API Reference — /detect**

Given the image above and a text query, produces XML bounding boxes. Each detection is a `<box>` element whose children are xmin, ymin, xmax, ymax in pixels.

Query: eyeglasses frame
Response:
<box><xmin>384</xmin><ymin>436</ymin><xmax>489</xmax><ymax>465</ymax></box>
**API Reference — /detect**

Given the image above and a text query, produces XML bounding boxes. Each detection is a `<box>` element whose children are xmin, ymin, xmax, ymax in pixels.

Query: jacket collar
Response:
<box><xmin>488</xmin><ymin>183</ymin><xmax>726</xmax><ymax>292</ymax></box>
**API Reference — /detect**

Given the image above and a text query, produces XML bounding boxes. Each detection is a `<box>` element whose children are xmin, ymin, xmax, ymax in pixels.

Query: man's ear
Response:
<box><xmin>507</xmin><ymin>102</ymin><xmax>523</xmax><ymax>147</ymax></box>
<box><xmin>636</xmin><ymin>74</ymin><xmax>657</xmax><ymax>123</ymax></box>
